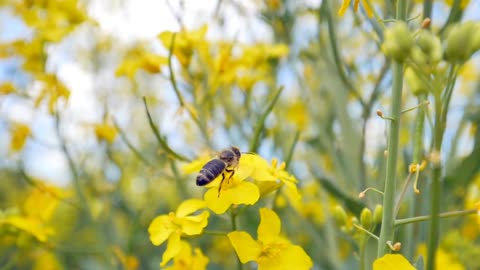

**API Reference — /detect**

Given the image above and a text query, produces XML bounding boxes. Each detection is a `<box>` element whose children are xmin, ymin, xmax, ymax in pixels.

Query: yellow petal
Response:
<box><xmin>94</xmin><ymin>123</ymin><xmax>117</xmax><ymax>143</ymax></box>
<box><xmin>259</xmin><ymin>244</ymin><xmax>312</xmax><ymax>270</ymax></box>
<box><xmin>227</xmin><ymin>181</ymin><xmax>260</xmax><ymax>206</ymax></box>
<box><xmin>242</xmin><ymin>154</ymin><xmax>276</xmax><ymax>181</ymax></box>
<box><xmin>362</xmin><ymin>0</ymin><xmax>374</xmax><ymax>17</ymax></box>
<box><xmin>148</xmin><ymin>215</ymin><xmax>175</xmax><ymax>246</ymax></box>
<box><xmin>227</xmin><ymin>231</ymin><xmax>261</xmax><ymax>263</ymax></box>
<box><xmin>161</xmin><ymin>233</ymin><xmax>182</xmax><ymax>266</ymax></box>
<box><xmin>236</xmin><ymin>154</ymin><xmax>258</xmax><ymax>179</ymax></box>
<box><xmin>176</xmin><ymin>199</ymin><xmax>206</xmax><ymax>217</ymax></box>
<box><xmin>204</xmin><ymin>188</ymin><xmax>232</xmax><ymax>214</ymax></box>
<box><xmin>182</xmin><ymin>156</ymin><xmax>212</xmax><ymax>174</ymax></box>
<box><xmin>192</xmin><ymin>248</ymin><xmax>209</xmax><ymax>270</ymax></box>
<box><xmin>4</xmin><ymin>216</ymin><xmax>54</xmax><ymax>242</ymax></box>
<box><xmin>338</xmin><ymin>0</ymin><xmax>351</xmax><ymax>16</ymax></box>
<box><xmin>0</xmin><ymin>82</ymin><xmax>15</xmax><ymax>95</ymax></box>
<box><xmin>373</xmin><ymin>254</ymin><xmax>416</xmax><ymax>270</ymax></box>
<box><xmin>258</xmin><ymin>208</ymin><xmax>281</xmax><ymax>244</ymax></box>
<box><xmin>180</xmin><ymin>211</ymin><xmax>210</xmax><ymax>235</ymax></box>
<box><xmin>158</xmin><ymin>31</ymin><xmax>174</xmax><ymax>48</ymax></box>
<box><xmin>10</xmin><ymin>123</ymin><xmax>31</xmax><ymax>153</ymax></box>
<box><xmin>174</xmin><ymin>240</ymin><xmax>193</xmax><ymax>264</ymax></box>
<box><xmin>354</xmin><ymin>0</ymin><xmax>360</xmax><ymax>11</ymax></box>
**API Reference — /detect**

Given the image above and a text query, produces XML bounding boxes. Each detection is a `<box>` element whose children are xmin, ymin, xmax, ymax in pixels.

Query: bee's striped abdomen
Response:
<box><xmin>196</xmin><ymin>159</ymin><xmax>226</xmax><ymax>186</ymax></box>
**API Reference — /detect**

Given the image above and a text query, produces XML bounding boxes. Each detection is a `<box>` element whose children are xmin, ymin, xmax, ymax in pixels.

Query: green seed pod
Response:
<box><xmin>417</xmin><ymin>29</ymin><xmax>443</xmax><ymax>65</ymax></box>
<box><xmin>444</xmin><ymin>22</ymin><xmax>478</xmax><ymax>63</ymax></box>
<box><xmin>382</xmin><ymin>22</ymin><xmax>414</xmax><ymax>62</ymax></box>
<box><xmin>373</xmin><ymin>204</ymin><xmax>383</xmax><ymax>224</ymax></box>
<box><xmin>360</xmin><ymin>208</ymin><xmax>373</xmax><ymax>230</ymax></box>
<box><xmin>405</xmin><ymin>67</ymin><xmax>428</xmax><ymax>96</ymax></box>
<box><xmin>333</xmin><ymin>205</ymin><xmax>348</xmax><ymax>226</ymax></box>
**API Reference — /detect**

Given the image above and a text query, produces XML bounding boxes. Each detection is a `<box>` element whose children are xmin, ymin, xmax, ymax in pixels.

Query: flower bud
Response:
<box><xmin>382</xmin><ymin>22</ymin><xmax>414</xmax><ymax>62</ymax></box>
<box><xmin>405</xmin><ymin>67</ymin><xmax>428</xmax><ymax>96</ymax></box>
<box><xmin>472</xmin><ymin>23</ymin><xmax>480</xmax><ymax>53</ymax></box>
<box><xmin>416</xmin><ymin>30</ymin><xmax>442</xmax><ymax>65</ymax></box>
<box><xmin>373</xmin><ymin>204</ymin><xmax>383</xmax><ymax>224</ymax></box>
<box><xmin>334</xmin><ymin>205</ymin><xmax>348</xmax><ymax>226</ymax></box>
<box><xmin>360</xmin><ymin>208</ymin><xmax>373</xmax><ymax>229</ymax></box>
<box><xmin>444</xmin><ymin>22</ymin><xmax>479</xmax><ymax>63</ymax></box>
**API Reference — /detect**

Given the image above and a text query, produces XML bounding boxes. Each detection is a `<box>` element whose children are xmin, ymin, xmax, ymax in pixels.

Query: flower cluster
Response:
<box><xmin>147</xmin><ymin>150</ymin><xmax>311</xmax><ymax>269</ymax></box>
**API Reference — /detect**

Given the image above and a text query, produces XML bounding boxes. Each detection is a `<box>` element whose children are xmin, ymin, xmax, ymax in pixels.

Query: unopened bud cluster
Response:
<box><xmin>382</xmin><ymin>22</ymin><xmax>413</xmax><ymax>62</ymax></box>
<box><xmin>444</xmin><ymin>22</ymin><xmax>480</xmax><ymax>63</ymax></box>
<box><xmin>383</xmin><ymin>20</ymin><xmax>480</xmax><ymax>65</ymax></box>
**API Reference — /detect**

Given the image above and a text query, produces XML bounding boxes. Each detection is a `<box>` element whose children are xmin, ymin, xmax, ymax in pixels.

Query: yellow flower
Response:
<box><xmin>158</xmin><ymin>25</ymin><xmax>208</xmax><ymax>68</ymax></box>
<box><xmin>115</xmin><ymin>48</ymin><xmax>168</xmax><ymax>80</ymax></box>
<box><xmin>338</xmin><ymin>0</ymin><xmax>373</xmax><ymax>17</ymax></box>
<box><xmin>1</xmin><ymin>215</ymin><xmax>55</xmax><ymax>242</ymax></box>
<box><xmin>9</xmin><ymin>122</ymin><xmax>31</xmax><ymax>153</ymax></box>
<box><xmin>0</xmin><ymin>181</ymin><xmax>69</xmax><ymax>242</ymax></box>
<box><xmin>94</xmin><ymin>123</ymin><xmax>117</xmax><ymax>143</ymax></box>
<box><xmin>23</xmin><ymin>181</ymin><xmax>70</xmax><ymax>222</ymax></box>
<box><xmin>184</xmin><ymin>153</ymin><xmax>260</xmax><ymax>214</ymax></box>
<box><xmin>34</xmin><ymin>73</ymin><xmax>70</xmax><ymax>113</ymax></box>
<box><xmin>148</xmin><ymin>199</ymin><xmax>209</xmax><ymax>266</ymax></box>
<box><xmin>247</xmin><ymin>155</ymin><xmax>300</xmax><ymax>200</ymax></box>
<box><xmin>163</xmin><ymin>240</ymin><xmax>209</xmax><ymax>270</ymax></box>
<box><xmin>184</xmin><ymin>152</ymin><xmax>301</xmax><ymax>214</ymax></box>
<box><xmin>228</xmin><ymin>208</ymin><xmax>312</xmax><ymax>270</ymax></box>
<box><xmin>373</xmin><ymin>254</ymin><xmax>415</xmax><ymax>270</ymax></box>
<box><xmin>203</xmin><ymin>175</ymin><xmax>260</xmax><ymax>214</ymax></box>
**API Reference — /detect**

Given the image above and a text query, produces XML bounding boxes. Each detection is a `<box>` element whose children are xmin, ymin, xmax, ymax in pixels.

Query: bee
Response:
<box><xmin>196</xmin><ymin>146</ymin><xmax>241</xmax><ymax>196</ymax></box>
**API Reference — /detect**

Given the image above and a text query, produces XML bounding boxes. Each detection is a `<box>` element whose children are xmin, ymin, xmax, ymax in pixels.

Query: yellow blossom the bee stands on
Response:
<box><xmin>148</xmin><ymin>199</ymin><xmax>209</xmax><ymax>266</ymax></box>
<box><xmin>228</xmin><ymin>208</ymin><xmax>312</xmax><ymax>270</ymax></box>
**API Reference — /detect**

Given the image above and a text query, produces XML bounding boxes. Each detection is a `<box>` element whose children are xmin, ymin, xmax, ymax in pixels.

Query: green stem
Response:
<box><xmin>142</xmin><ymin>97</ymin><xmax>190</xmax><ymax>162</ymax></box>
<box><xmin>423</xmin><ymin>0</ymin><xmax>433</xmax><ymax>23</ymax></box>
<box><xmin>323</xmin><ymin>0</ymin><xmax>366</xmax><ymax>109</ymax></box>
<box><xmin>167</xmin><ymin>33</ymin><xmax>212</xmax><ymax>146</ymax></box>
<box><xmin>54</xmin><ymin>111</ymin><xmax>93</xmax><ymax>220</ymax></box>
<box><xmin>395</xmin><ymin>209</ymin><xmax>477</xmax><ymax>226</ymax></box>
<box><xmin>377</xmin><ymin>0</ymin><xmax>406</xmax><ymax>257</ymax></box>
<box><xmin>248</xmin><ymin>86</ymin><xmax>283</xmax><ymax>152</ymax></box>
<box><xmin>353</xmin><ymin>224</ymin><xmax>380</xmax><ymax>241</ymax></box>
<box><xmin>405</xmin><ymin>93</ymin><xmax>427</xmax><ymax>260</ymax></box>
<box><xmin>394</xmin><ymin>173</ymin><xmax>413</xmax><ymax>216</ymax></box>
<box><xmin>427</xmin><ymin>65</ymin><xmax>457</xmax><ymax>270</ymax></box>
<box><xmin>377</xmin><ymin>61</ymin><xmax>404</xmax><ymax>257</ymax></box>
<box><xmin>112</xmin><ymin>118</ymin><xmax>153</xmax><ymax>167</ymax></box>
<box><xmin>427</xmin><ymin>96</ymin><xmax>442</xmax><ymax>270</ymax></box>
<box><xmin>203</xmin><ymin>230</ymin><xmax>228</xmax><ymax>236</ymax></box>
<box><xmin>230</xmin><ymin>210</ymin><xmax>244</xmax><ymax>270</ymax></box>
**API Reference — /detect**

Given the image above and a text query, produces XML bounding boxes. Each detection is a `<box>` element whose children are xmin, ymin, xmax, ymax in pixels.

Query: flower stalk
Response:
<box><xmin>377</xmin><ymin>0</ymin><xmax>407</xmax><ymax>257</ymax></box>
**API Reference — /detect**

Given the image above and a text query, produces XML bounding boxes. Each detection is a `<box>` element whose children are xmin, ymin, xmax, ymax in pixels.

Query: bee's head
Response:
<box><xmin>219</xmin><ymin>147</ymin><xmax>241</xmax><ymax>164</ymax></box>
<box><xmin>231</xmin><ymin>147</ymin><xmax>241</xmax><ymax>159</ymax></box>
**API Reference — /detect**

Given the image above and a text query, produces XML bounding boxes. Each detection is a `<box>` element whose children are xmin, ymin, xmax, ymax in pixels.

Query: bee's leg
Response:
<box><xmin>225</xmin><ymin>168</ymin><xmax>235</xmax><ymax>184</ymax></box>
<box><xmin>218</xmin><ymin>172</ymin><xmax>226</xmax><ymax>198</ymax></box>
